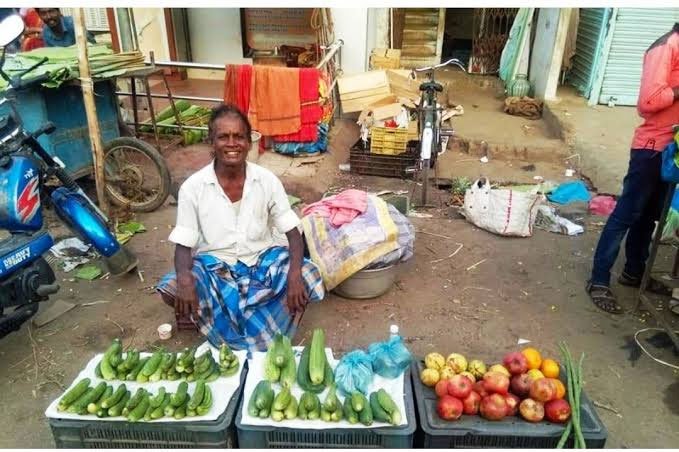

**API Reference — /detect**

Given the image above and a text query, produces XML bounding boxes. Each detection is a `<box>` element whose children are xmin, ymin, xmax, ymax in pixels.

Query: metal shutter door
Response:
<box><xmin>598</xmin><ymin>8</ymin><xmax>679</xmax><ymax>106</ymax></box>
<box><xmin>567</xmin><ymin>8</ymin><xmax>609</xmax><ymax>98</ymax></box>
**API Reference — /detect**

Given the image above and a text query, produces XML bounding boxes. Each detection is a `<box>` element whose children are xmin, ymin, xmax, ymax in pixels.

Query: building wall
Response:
<box><xmin>131</xmin><ymin>8</ymin><xmax>170</xmax><ymax>61</ymax></box>
<box><xmin>332</xmin><ymin>8</ymin><xmax>370</xmax><ymax>75</ymax></box>
<box><xmin>186</xmin><ymin>8</ymin><xmax>251</xmax><ymax>80</ymax></box>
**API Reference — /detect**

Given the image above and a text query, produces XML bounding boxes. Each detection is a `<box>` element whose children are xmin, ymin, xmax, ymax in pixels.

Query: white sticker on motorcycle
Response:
<box><xmin>3</xmin><ymin>247</ymin><xmax>31</xmax><ymax>269</ymax></box>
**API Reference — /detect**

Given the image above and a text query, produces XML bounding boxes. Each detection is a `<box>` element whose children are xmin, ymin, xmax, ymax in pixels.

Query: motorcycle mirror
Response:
<box><xmin>0</xmin><ymin>15</ymin><xmax>25</xmax><ymax>48</ymax></box>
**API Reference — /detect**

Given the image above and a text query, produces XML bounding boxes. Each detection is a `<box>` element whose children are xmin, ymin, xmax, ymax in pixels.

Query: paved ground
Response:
<box><xmin>1</xmin><ymin>102</ymin><xmax>678</xmax><ymax>447</ymax></box>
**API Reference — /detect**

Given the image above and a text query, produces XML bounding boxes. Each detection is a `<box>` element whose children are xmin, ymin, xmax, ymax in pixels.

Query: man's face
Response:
<box><xmin>36</xmin><ymin>9</ymin><xmax>61</xmax><ymax>29</ymax></box>
<box><xmin>212</xmin><ymin>115</ymin><xmax>250</xmax><ymax>168</ymax></box>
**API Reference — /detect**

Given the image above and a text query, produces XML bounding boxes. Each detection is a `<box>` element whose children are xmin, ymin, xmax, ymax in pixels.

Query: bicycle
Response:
<box><xmin>411</xmin><ymin>58</ymin><xmax>467</xmax><ymax>206</ymax></box>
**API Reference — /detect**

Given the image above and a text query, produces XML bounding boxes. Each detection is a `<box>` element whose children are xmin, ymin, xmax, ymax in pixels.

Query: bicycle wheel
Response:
<box><xmin>103</xmin><ymin>137</ymin><xmax>171</xmax><ymax>212</ymax></box>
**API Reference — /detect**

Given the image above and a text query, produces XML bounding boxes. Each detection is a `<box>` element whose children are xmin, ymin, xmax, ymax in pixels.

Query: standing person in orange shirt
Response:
<box><xmin>587</xmin><ymin>23</ymin><xmax>679</xmax><ymax>314</ymax></box>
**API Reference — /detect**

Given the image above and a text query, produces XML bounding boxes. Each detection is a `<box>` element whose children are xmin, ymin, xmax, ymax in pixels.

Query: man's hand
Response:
<box><xmin>286</xmin><ymin>270</ymin><xmax>308</xmax><ymax>314</ymax></box>
<box><xmin>177</xmin><ymin>273</ymin><xmax>199</xmax><ymax>316</ymax></box>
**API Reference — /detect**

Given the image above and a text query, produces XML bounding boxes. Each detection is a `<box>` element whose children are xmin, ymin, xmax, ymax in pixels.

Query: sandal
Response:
<box><xmin>618</xmin><ymin>272</ymin><xmax>672</xmax><ymax>296</ymax></box>
<box><xmin>586</xmin><ymin>281</ymin><xmax>624</xmax><ymax>314</ymax></box>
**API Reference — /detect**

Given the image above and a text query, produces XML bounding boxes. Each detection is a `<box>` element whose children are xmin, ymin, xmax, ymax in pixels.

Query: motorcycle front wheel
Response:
<box><xmin>103</xmin><ymin>137</ymin><xmax>171</xmax><ymax>212</ymax></box>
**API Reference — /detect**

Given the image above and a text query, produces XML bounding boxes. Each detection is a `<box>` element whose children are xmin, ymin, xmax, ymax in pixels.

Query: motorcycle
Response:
<box><xmin>0</xmin><ymin>15</ymin><xmax>138</xmax><ymax>339</ymax></box>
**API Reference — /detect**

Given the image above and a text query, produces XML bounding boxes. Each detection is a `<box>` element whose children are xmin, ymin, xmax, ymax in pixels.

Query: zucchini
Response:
<box><xmin>370</xmin><ymin>392</ymin><xmax>392</xmax><ymax>424</ymax></box>
<box><xmin>196</xmin><ymin>385</ymin><xmax>212</xmax><ymax>416</ymax></box>
<box><xmin>344</xmin><ymin>397</ymin><xmax>359</xmax><ymax>424</ymax></box>
<box><xmin>297</xmin><ymin>394</ymin><xmax>309</xmax><ymax>420</ymax></box>
<box><xmin>171</xmin><ymin>381</ymin><xmax>189</xmax><ymax>407</ymax></box>
<box><xmin>88</xmin><ymin>385</ymin><xmax>113</xmax><ymax>414</ymax></box>
<box><xmin>309</xmin><ymin>329</ymin><xmax>326</xmax><ymax>385</ymax></box>
<box><xmin>351</xmin><ymin>392</ymin><xmax>367</xmax><ymax>413</ymax></box>
<box><xmin>320</xmin><ymin>408</ymin><xmax>331</xmax><ymax>422</ymax></box>
<box><xmin>58</xmin><ymin>378</ymin><xmax>90</xmax><ymax>411</ymax></box>
<box><xmin>297</xmin><ymin>345</ymin><xmax>325</xmax><ymax>393</ymax></box>
<box><xmin>187</xmin><ymin>407</ymin><xmax>197</xmax><ymax>417</ymax></box>
<box><xmin>142</xmin><ymin>350</ymin><xmax>163</xmax><ymax>377</ymax></box>
<box><xmin>102</xmin><ymin>383</ymin><xmax>127</xmax><ymax>409</ymax></box>
<box><xmin>376</xmin><ymin>388</ymin><xmax>401</xmax><ymax>424</ymax></box>
<box><xmin>359</xmin><ymin>398</ymin><xmax>373</xmax><ymax>426</ymax></box>
<box><xmin>254</xmin><ymin>380</ymin><xmax>274</xmax><ymax>411</ymax></box>
<box><xmin>188</xmin><ymin>379</ymin><xmax>206</xmax><ymax>411</ymax></box>
<box><xmin>258</xmin><ymin>408</ymin><xmax>270</xmax><ymax>418</ymax></box>
<box><xmin>271</xmin><ymin>410</ymin><xmax>285</xmax><ymax>422</ymax></box>
<box><xmin>330</xmin><ymin>406</ymin><xmax>343</xmax><ymax>422</ymax></box>
<box><xmin>248</xmin><ymin>381</ymin><xmax>268</xmax><ymax>417</ymax></box>
<box><xmin>108</xmin><ymin>391</ymin><xmax>130</xmax><ymax>417</ymax></box>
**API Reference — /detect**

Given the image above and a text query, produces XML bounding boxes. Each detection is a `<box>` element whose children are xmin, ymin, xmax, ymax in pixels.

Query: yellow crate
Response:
<box><xmin>371</xmin><ymin>127</ymin><xmax>409</xmax><ymax>155</ymax></box>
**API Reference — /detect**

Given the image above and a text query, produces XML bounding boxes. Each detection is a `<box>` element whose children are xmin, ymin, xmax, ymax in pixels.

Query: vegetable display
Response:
<box><xmin>97</xmin><ymin>339</ymin><xmax>239</xmax><ymax>383</ymax></box>
<box><xmin>56</xmin><ymin>379</ymin><xmax>213</xmax><ymax>422</ymax></box>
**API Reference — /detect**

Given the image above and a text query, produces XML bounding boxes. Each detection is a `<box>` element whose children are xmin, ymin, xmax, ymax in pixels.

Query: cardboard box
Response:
<box><xmin>371</xmin><ymin>48</ymin><xmax>401</xmax><ymax>70</ymax></box>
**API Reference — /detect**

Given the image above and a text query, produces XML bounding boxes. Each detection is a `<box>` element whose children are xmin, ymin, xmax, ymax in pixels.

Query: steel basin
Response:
<box><xmin>332</xmin><ymin>264</ymin><xmax>398</xmax><ymax>299</ymax></box>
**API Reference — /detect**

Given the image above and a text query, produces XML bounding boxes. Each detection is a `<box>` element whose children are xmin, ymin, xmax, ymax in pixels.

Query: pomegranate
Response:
<box><xmin>483</xmin><ymin>371</ymin><xmax>510</xmax><ymax>395</ymax></box>
<box><xmin>462</xmin><ymin>391</ymin><xmax>481</xmax><ymax>415</ymax></box>
<box><xmin>529</xmin><ymin>378</ymin><xmax>556</xmax><ymax>403</ymax></box>
<box><xmin>504</xmin><ymin>393</ymin><xmax>521</xmax><ymax>416</ymax></box>
<box><xmin>473</xmin><ymin>380</ymin><xmax>489</xmax><ymax>398</ymax></box>
<box><xmin>435</xmin><ymin>379</ymin><xmax>451</xmax><ymax>398</ymax></box>
<box><xmin>448</xmin><ymin>374</ymin><xmax>473</xmax><ymax>399</ymax></box>
<box><xmin>503</xmin><ymin>351</ymin><xmax>529</xmax><ymax>375</ymax></box>
<box><xmin>510</xmin><ymin>373</ymin><xmax>532</xmax><ymax>398</ymax></box>
<box><xmin>437</xmin><ymin>395</ymin><xmax>463</xmax><ymax>421</ymax></box>
<box><xmin>479</xmin><ymin>394</ymin><xmax>508</xmax><ymax>421</ymax></box>
<box><xmin>545</xmin><ymin>399</ymin><xmax>572</xmax><ymax>423</ymax></box>
<box><xmin>519</xmin><ymin>398</ymin><xmax>545</xmax><ymax>422</ymax></box>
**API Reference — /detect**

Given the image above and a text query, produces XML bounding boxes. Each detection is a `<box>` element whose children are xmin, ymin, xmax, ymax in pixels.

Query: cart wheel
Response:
<box><xmin>103</xmin><ymin>137</ymin><xmax>171</xmax><ymax>212</ymax></box>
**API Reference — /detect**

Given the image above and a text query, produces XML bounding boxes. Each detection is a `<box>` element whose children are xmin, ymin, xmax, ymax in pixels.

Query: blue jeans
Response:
<box><xmin>591</xmin><ymin>149</ymin><xmax>668</xmax><ymax>286</ymax></box>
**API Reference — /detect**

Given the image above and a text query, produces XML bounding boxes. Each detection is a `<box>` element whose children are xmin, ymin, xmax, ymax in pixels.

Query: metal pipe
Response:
<box><xmin>316</xmin><ymin>39</ymin><xmax>344</xmax><ymax>70</ymax></box>
<box><xmin>125</xmin><ymin>122</ymin><xmax>207</xmax><ymax>131</ymax></box>
<box><xmin>116</xmin><ymin>90</ymin><xmax>222</xmax><ymax>103</ymax></box>
<box><xmin>144</xmin><ymin>60</ymin><xmax>226</xmax><ymax>70</ymax></box>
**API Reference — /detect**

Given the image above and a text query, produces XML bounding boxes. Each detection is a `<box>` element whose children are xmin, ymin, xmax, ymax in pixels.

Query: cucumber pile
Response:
<box><xmin>96</xmin><ymin>339</ymin><xmax>239</xmax><ymax>383</ymax></box>
<box><xmin>247</xmin><ymin>378</ymin><xmax>401</xmax><ymax>426</ymax></box>
<box><xmin>56</xmin><ymin>379</ymin><xmax>214</xmax><ymax>421</ymax></box>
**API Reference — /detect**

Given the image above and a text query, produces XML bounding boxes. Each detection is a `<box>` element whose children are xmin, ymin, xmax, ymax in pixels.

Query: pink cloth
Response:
<box><xmin>302</xmin><ymin>189</ymin><xmax>368</xmax><ymax>227</ymax></box>
<box><xmin>589</xmin><ymin>195</ymin><xmax>617</xmax><ymax>216</ymax></box>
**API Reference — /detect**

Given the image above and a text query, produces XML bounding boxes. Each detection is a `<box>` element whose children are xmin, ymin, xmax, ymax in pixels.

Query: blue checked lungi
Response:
<box><xmin>156</xmin><ymin>246</ymin><xmax>325</xmax><ymax>352</ymax></box>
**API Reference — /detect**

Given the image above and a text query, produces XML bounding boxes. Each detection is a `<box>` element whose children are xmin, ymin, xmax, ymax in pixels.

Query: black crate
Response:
<box><xmin>349</xmin><ymin>139</ymin><xmax>418</xmax><ymax>179</ymax></box>
<box><xmin>411</xmin><ymin>360</ymin><xmax>608</xmax><ymax>448</ymax></box>
<box><xmin>48</xmin><ymin>363</ymin><xmax>247</xmax><ymax>448</ymax></box>
<box><xmin>236</xmin><ymin>368</ymin><xmax>416</xmax><ymax>448</ymax></box>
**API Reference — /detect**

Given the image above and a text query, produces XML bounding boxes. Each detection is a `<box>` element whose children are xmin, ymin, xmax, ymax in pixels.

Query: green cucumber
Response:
<box><xmin>108</xmin><ymin>391</ymin><xmax>131</xmax><ymax>417</ymax></box>
<box><xmin>196</xmin><ymin>385</ymin><xmax>212</xmax><ymax>416</ymax></box>
<box><xmin>370</xmin><ymin>392</ymin><xmax>392</xmax><ymax>424</ymax></box>
<box><xmin>151</xmin><ymin>393</ymin><xmax>171</xmax><ymax>419</ymax></box>
<box><xmin>125</xmin><ymin>388</ymin><xmax>147</xmax><ymax>411</ymax></box>
<box><xmin>102</xmin><ymin>383</ymin><xmax>127</xmax><ymax>409</ymax></box>
<box><xmin>87</xmin><ymin>385</ymin><xmax>113</xmax><ymax>414</ymax></box>
<box><xmin>171</xmin><ymin>381</ymin><xmax>189</xmax><ymax>407</ymax></box>
<box><xmin>58</xmin><ymin>378</ymin><xmax>91</xmax><ymax>411</ymax></box>
<box><xmin>141</xmin><ymin>351</ymin><xmax>163</xmax><ymax>377</ymax></box>
<box><xmin>127</xmin><ymin>357</ymin><xmax>148</xmax><ymax>381</ymax></box>
<box><xmin>150</xmin><ymin>387</ymin><xmax>167</xmax><ymax>408</ymax></box>
<box><xmin>188</xmin><ymin>379</ymin><xmax>206</xmax><ymax>410</ymax></box>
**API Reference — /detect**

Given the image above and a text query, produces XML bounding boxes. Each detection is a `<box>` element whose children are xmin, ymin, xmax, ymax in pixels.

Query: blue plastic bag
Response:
<box><xmin>547</xmin><ymin>180</ymin><xmax>591</xmax><ymax>204</ymax></box>
<box><xmin>334</xmin><ymin>350</ymin><xmax>374</xmax><ymax>396</ymax></box>
<box><xmin>661</xmin><ymin>140</ymin><xmax>679</xmax><ymax>183</ymax></box>
<box><xmin>368</xmin><ymin>336</ymin><xmax>412</xmax><ymax>379</ymax></box>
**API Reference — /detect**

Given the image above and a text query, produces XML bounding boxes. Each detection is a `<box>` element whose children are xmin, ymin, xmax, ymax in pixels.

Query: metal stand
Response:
<box><xmin>635</xmin><ymin>183</ymin><xmax>679</xmax><ymax>352</ymax></box>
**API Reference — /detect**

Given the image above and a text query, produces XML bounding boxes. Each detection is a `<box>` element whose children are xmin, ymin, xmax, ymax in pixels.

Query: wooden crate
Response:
<box><xmin>371</xmin><ymin>48</ymin><xmax>401</xmax><ymax>70</ymax></box>
<box><xmin>338</xmin><ymin>71</ymin><xmax>392</xmax><ymax>113</ymax></box>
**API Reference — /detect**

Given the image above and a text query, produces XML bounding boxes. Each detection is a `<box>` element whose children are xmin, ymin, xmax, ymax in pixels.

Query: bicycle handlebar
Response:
<box><xmin>414</xmin><ymin>58</ymin><xmax>467</xmax><ymax>73</ymax></box>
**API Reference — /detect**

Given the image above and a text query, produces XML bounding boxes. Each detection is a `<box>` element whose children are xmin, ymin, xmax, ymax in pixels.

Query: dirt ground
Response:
<box><xmin>2</xmin><ymin>116</ymin><xmax>679</xmax><ymax>448</ymax></box>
